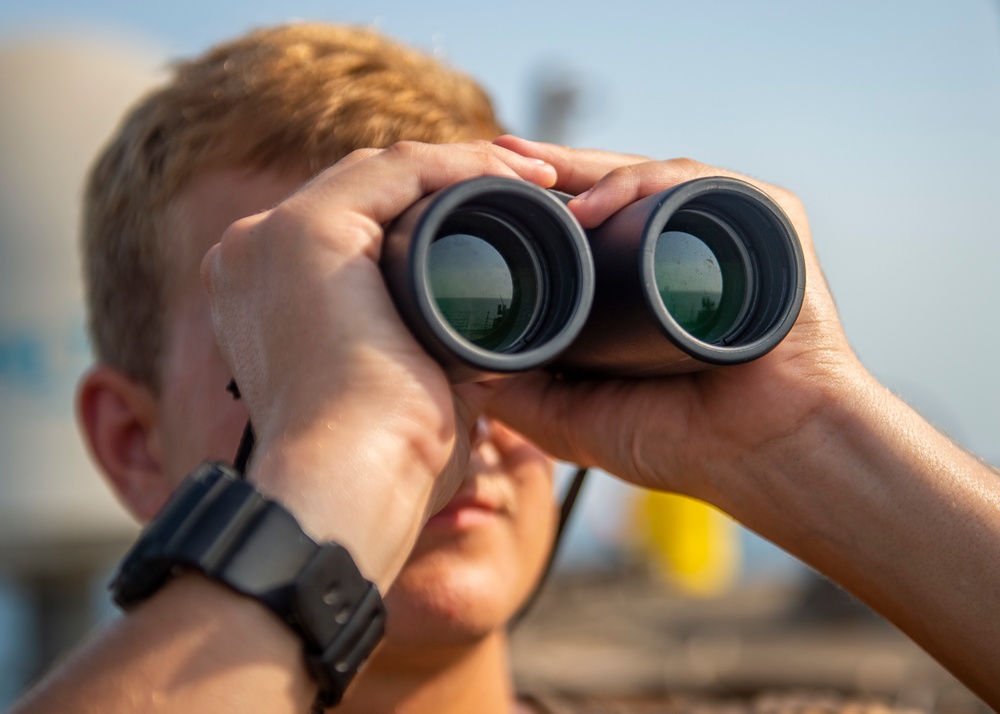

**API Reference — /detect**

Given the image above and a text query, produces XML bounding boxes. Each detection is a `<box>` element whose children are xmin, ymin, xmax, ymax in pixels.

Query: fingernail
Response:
<box><xmin>573</xmin><ymin>188</ymin><xmax>593</xmax><ymax>202</ymax></box>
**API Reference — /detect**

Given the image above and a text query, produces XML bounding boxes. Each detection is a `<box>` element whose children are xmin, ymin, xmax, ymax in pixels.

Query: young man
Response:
<box><xmin>66</xmin><ymin>24</ymin><xmax>559</xmax><ymax>713</ymax></box>
<box><xmin>11</xmin><ymin>21</ymin><xmax>1000</xmax><ymax>714</ymax></box>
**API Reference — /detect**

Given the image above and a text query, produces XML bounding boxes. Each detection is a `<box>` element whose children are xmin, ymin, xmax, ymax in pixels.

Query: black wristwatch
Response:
<box><xmin>111</xmin><ymin>461</ymin><xmax>386</xmax><ymax>709</ymax></box>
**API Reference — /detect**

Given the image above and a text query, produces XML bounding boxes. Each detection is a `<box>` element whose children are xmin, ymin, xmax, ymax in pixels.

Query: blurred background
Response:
<box><xmin>0</xmin><ymin>1</ymin><xmax>997</xmax><ymax>711</ymax></box>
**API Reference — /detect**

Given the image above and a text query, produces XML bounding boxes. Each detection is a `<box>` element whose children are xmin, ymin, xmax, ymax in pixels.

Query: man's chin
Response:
<box><xmin>380</xmin><ymin>551</ymin><xmax>522</xmax><ymax>650</ymax></box>
<box><xmin>379</xmin><ymin>595</ymin><xmax>508</xmax><ymax>654</ymax></box>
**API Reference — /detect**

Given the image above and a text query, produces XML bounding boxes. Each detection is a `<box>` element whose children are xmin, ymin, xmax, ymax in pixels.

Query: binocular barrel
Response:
<box><xmin>381</xmin><ymin>176</ymin><xmax>805</xmax><ymax>381</ymax></box>
<box><xmin>557</xmin><ymin>177</ymin><xmax>806</xmax><ymax>376</ymax></box>
<box><xmin>380</xmin><ymin>177</ymin><xmax>595</xmax><ymax>383</ymax></box>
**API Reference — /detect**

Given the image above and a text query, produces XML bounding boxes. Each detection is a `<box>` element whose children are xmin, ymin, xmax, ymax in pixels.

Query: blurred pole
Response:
<box><xmin>529</xmin><ymin>66</ymin><xmax>582</xmax><ymax>144</ymax></box>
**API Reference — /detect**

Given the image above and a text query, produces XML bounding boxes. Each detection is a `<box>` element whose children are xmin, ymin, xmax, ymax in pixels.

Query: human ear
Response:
<box><xmin>77</xmin><ymin>366</ymin><xmax>172</xmax><ymax>521</ymax></box>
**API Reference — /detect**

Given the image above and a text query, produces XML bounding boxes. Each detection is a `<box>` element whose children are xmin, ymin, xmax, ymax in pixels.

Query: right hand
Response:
<box><xmin>200</xmin><ymin>140</ymin><xmax>558</xmax><ymax>587</ymax></box>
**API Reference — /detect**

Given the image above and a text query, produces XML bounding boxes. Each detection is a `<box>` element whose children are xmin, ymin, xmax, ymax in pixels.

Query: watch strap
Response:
<box><xmin>111</xmin><ymin>462</ymin><xmax>386</xmax><ymax>708</ymax></box>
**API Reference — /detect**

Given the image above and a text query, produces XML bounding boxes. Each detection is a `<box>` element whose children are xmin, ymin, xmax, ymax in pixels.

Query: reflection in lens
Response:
<box><xmin>654</xmin><ymin>231</ymin><xmax>725</xmax><ymax>342</ymax></box>
<box><xmin>428</xmin><ymin>233</ymin><xmax>517</xmax><ymax>349</ymax></box>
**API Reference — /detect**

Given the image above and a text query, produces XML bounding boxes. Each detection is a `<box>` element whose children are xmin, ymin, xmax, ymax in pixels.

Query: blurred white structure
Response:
<box><xmin>0</xmin><ymin>33</ymin><xmax>162</xmax><ymax>688</ymax></box>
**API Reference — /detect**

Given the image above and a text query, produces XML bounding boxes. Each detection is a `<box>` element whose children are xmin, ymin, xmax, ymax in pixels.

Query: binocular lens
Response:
<box><xmin>655</xmin><ymin>231</ymin><xmax>724</xmax><ymax>341</ymax></box>
<box><xmin>428</xmin><ymin>233</ymin><xmax>518</xmax><ymax>350</ymax></box>
<box><xmin>654</xmin><ymin>209</ymin><xmax>750</xmax><ymax>345</ymax></box>
<box><xmin>427</xmin><ymin>207</ymin><xmax>548</xmax><ymax>354</ymax></box>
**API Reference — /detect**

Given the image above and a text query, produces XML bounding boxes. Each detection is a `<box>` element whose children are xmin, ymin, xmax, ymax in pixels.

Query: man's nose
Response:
<box><xmin>470</xmin><ymin>415</ymin><xmax>491</xmax><ymax>449</ymax></box>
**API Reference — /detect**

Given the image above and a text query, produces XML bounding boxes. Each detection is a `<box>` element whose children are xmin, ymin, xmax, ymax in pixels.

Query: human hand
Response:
<box><xmin>486</xmin><ymin>136</ymin><xmax>866</xmax><ymax>515</ymax></box>
<box><xmin>200</xmin><ymin>141</ymin><xmax>557</xmax><ymax>587</ymax></box>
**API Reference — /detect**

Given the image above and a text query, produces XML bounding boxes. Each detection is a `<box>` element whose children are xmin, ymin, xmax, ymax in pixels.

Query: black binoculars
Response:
<box><xmin>381</xmin><ymin>176</ymin><xmax>805</xmax><ymax>382</ymax></box>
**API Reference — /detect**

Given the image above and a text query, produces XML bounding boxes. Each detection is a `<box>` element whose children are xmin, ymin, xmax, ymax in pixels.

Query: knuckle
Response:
<box><xmin>601</xmin><ymin>163</ymin><xmax>644</xmax><ymax>189</ymax></box>
<box><xmin>385</xmin><ymin>139</ymin><xmax>426</xmax><ymax>159</ymax></box>
<box><xmin>220</xmin><ymin>211</ymin><xmax>263</xmax><ymax>243</ymax></box>
<box><xmin>758</xmin><ymin>181</ymin><xmax>806</xmax><ymax>219</ymax></box>
<box><xmin>667</xmin><ymin>156</ymin><xmax>710</xmax><ymax>178</ymax></box>
<box><xmin>217</xmin><ymin>212</ymin><xmax>263</xmax><ymax>264</ymax></box>
<box><xmin>351</xmin><ymin>147</ymin><xmax>381</xmax><ymax>160</ymax></box>
<box><xmin>776</xmin><ymin>186</ymin><xmax>805</xmax><ymax>213</ymax></box>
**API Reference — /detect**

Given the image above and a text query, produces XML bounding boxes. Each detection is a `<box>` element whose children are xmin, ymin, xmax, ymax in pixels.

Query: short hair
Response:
<box><xmin>83</xmin><ymin>23</ymin><xmax>503</xmax><ymax>389</ymax></box>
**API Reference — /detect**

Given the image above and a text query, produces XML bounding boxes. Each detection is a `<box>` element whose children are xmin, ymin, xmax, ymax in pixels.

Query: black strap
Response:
<box><xmin>510</xmin><ymin>465</ymin><xmax>589</xmax><ymax>628</ymax></box>
<box><xmin>227</xmin><ymin>379</ymin><xmax>256</xmax><ymax>477</ymax></box>
<box><xmin>234</xmin><ymin>420</ymin><xmax>256</xmax><ymax>476</ymax></box>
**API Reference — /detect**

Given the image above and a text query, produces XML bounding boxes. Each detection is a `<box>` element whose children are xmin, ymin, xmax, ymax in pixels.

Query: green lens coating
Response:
<box><xmin>654</xmin><ymin>229</ymin><xmax>744</xmax><ymax>343</ymax></box>
<box><xmin>428</xmin><ymin>233</ymin><xmax>518</xmax><ymax>349</ymax></box>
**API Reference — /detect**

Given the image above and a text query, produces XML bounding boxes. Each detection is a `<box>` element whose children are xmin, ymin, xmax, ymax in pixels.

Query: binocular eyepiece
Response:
<box><xmin>380</xmin><ymin>175</ymin><xmax>805</xmax><ymax>381</ymax></box>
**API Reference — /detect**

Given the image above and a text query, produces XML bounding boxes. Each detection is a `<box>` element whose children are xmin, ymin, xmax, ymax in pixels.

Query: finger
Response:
<box><xmin>272</xmin><ymin>141</ymin><xmax>557</xmax><ymax>258</ymax></box>
<box><xmin>308</xmin><ymin>146</ymin><xmax>383</xmax><ymax>177</ymax></box>
<box><xmin>493</xmin><ymin>135</ymin><xmax>648</xmax><ymax>195</ymax></box>
<box><xmin>493</xmin><ymin>136</ymin><xmax>756</xmax><ymax>228</ymax></box>
<box><xmin>314</xmin><ymin>141</ymin><xmax>557</xmax><ymax>219</ymax></box>
<box><xmin>325</xmin><ymin>141</ymin><xmax>556</xmax><ymax>187</ymax></box>
<box><xmin>567</xmin><ymin>158</ymin><xmax>751</xmax><ymax>227</ymax></box>
<box><xmin>484</xmin><ymin>371</ymin><xmax>692</xmax><ymax>491</ymax></box>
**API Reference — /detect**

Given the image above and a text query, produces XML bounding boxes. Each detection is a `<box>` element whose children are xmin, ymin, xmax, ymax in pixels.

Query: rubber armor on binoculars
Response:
<box><xmin>380</xmin><ymin>176</ymin><xmax>805</xmax><ymax>382</ymax></box>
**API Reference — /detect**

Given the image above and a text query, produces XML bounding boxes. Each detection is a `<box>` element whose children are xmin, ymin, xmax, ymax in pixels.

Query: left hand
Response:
<box><xmin>485</xmin><ymin>136</ymin><xmax>853</xmax><ymax>512</ymax></box>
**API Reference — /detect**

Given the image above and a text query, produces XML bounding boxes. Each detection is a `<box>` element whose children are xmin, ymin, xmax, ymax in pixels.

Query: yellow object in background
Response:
<box><xmin>639</xmin><ymin>490</ymin><xmax>740</xmax><ymax>596</ymax></box>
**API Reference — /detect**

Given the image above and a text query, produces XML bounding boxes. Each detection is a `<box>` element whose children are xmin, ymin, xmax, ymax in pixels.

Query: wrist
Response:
<box><xmin>246</xmin><ymin>410</ymin><xmax>449</xmax><ymax>590</ymax></box>
<box><xmin>112</xmin><ymin>463</ymin><xmax>387</xmax><ymax>709</ymax></box>
<box><xmin>700</xmin><ymin>357</ymin><xmax>882</xmax><ymax>547</ymax></box>
<box><xmin>706</xmin><ymin>357</ymin><xmax>944</xmax><ymax>572</ymax></box>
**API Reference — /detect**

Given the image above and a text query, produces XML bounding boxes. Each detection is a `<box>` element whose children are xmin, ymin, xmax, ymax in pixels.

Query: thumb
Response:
<box><xmin>484</xmin><ymin>372</ymin><xmax>635</xmax><ymax>479</ymax></box>
<box><xmin>425</xmin><ymin>380</ymin><xmax>495</xmax><ymax>515</ymax></box>
<box><xmin>486</xmin><ymin>370</ymin><xmax>699</xmax><ymax>494</ymax></box>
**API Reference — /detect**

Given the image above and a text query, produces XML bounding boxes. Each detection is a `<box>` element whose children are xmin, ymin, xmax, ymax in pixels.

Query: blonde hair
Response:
<box><xmin>83</xmin><ymin>23</ymin><xmax>503</xmax><ymax>388</ymax></box>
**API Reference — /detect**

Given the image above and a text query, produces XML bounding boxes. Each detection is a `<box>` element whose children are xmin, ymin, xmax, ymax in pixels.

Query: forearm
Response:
<box><xmin>715</xmin><ymin>364</ymin><xmax>1000</xmax><ymax>705</ymax></box>
<box><xmin>10</xmin><ymin>575</ymin><xmax>316</xmax><ymax>714</ymax></box>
